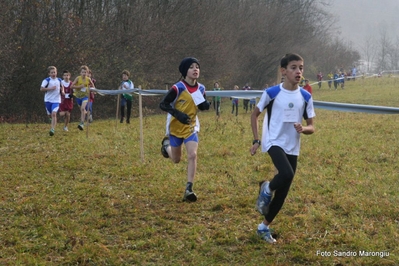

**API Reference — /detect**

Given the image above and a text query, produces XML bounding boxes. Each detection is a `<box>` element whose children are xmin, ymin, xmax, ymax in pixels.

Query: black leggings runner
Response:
<box><xmin>265</xmin><ymin>146</ymin><xmax>298</xmax><ymax>223</ymax></box>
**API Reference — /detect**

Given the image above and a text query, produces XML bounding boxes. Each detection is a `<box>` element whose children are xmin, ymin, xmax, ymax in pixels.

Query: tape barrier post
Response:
<box><xmin>139</xmin><ymin>85</ymin><xmax>144</xmax><ymax>163</ymax></box>
<box><xmin>86</xmin><ymin>89</ymin><xmax>91</xmax><ymax>138</ymax></box>
<box><xmin>115</xmin><ymin>87</ymin><xmax>121</xmax><ymax>132</ymax></box>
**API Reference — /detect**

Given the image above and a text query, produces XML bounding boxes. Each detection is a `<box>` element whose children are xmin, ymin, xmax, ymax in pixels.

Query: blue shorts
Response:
<box><xmin>76</xmin><ymin>97</ymin><xmax>89</xmax><ymax>107</ymax></box>
<box><xmin>169</xmin><ymin>133</ymin><xmax>199</xmax><ymax>147</ymax></box>
<box><xmin>45</xmin><ymin>102</ymin><xmax>59</xmax><ymax>115</ymax></box>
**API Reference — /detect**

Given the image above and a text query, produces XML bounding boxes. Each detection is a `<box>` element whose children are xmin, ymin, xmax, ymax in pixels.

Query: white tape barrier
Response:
<box><xmin>90</xmin><ymin>88</ymin><xmax>399</xmax><ymax>114</ymax></box>
<box><xmin>314</xmin><ymin>101</ymin><xmax>399</xmax><ymax>114</ymax></box>
<box><xmin>309</xmin><ymin>70</ymin><xmax>399</xmax><ymax>86</ymax></box>
<box><xmin>91</xmin><ymin>88</ymin><xmax>140</xmax><ymax>96</ymax></box>
<box><xmin>90</xmin><ymin>88</ymin><xmax>264</xmax><ymax>98</ymax></box>
<box><xmin>309</xmin><ymin>74</ymin><xmax>378</xmax><ymax>86</ymax></box>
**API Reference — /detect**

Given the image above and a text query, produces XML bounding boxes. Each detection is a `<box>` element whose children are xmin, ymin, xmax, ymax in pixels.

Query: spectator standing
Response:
<box><xmin>242</xmin><ymin>83</ymin><xmax>251</xmax><ymax>113</ymax></box>
<box><xmin>340</xmin><ymin>72</ymin><xmax>345</xmax><ymax>89</ymax></box>
<box><xmin>231</xmin><ymin>85</ymin><xmax>239</xmax><ymax>116</ymax></box>
<box><xmin>333</xmin><ymin>71</ymin><xmax>339</xmax><ymax>90</ymax></box>
<box><xmin>120</xmin><ymin>70</ymin><xmax>134</xmax><ymax>124</ymax></box>
<box><xmin>317</xmin><ymin>71</ymin><xmax>323</xmax><ymax>89</ymax></box>
<box><xmin>327</xmin><ymin>71</ymin><xmax>333</xmax><ymax>89</ymax></box>
<box><xmin>213</xmin><ymin>82</ymin><xmax>221</xmax><ymax>117</ymax></box>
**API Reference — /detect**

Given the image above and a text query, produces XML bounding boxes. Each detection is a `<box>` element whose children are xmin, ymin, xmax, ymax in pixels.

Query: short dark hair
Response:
<box><xmin>280</xmin><ymin>53</ymin><xmax>303</xmax><ymax>68</ymax></box>
<box><xmin>63</xmin><ymin>70</ymin><xmax>70</xmax><ymax>74</ymax></box>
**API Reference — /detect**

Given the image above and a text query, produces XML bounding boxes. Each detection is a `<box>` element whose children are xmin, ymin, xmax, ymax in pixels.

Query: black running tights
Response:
<box><xmin>265</xmin><ymin>146</ymin><xmax>298</xmax><ymax>223</ymax></box>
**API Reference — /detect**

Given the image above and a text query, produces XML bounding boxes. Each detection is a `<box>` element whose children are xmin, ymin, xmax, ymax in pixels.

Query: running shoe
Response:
<box><xmin>49</xmin><ymin>129</ymin><xmax>55</xmax><ymax>136</ymax></box>
<box><xmin>256</xmin><ymin>181</ymin><xmax>273</xmax><ymax>215</ymax></box>
<box><xmin>257</xmin><ymin>227</ymin><xmax>276</xmax><ymax>243</ymax></box>
<box><xmin>78</xmin><ymin>123</ymin><xmax>84</xmax><ymax>131</ymax></box>
<box><xmin>161</xmin><ymin>136</ymin><xmax>170</xmax><ymax>158</ymax></box>
<box><xmin>183</xmin><ymin>190</ymin><xmax>197</xmax><ymax>202</ymax></box>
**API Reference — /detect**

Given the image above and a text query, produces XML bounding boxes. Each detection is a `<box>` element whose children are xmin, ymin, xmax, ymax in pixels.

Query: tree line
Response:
<box><xmin>0</xmin><ymin>0</ymin><xmax>361</xmax><ymax>123</ymax></box>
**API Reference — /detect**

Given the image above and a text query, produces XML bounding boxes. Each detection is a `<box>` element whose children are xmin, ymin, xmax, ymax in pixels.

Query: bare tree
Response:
<box><xmin>387</xmin><ymin>37</ymin><xmax>399</xmax><ymax>71</ymax></box>
<box><xmin>376</xmin><ymin>25</ymin><xmax>391</xmax><ymax>72</ymax></box>
<box><xmin>361</xmin><ymin>35</ymin><xmax>377</xmax><ymax>73</ymax></box>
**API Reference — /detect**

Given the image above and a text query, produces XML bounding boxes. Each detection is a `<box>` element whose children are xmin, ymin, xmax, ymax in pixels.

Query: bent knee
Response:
<box><xmin>187</xmin><ymin>151</ymin><xmax>197</xmax><ymax>161</ymax></box>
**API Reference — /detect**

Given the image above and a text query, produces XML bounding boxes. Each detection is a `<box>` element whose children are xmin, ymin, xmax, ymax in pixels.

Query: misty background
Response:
<box><xmin>330</xmin><ymin>0</ymin><xmax>399</xmax><ymax>71</ymax></box>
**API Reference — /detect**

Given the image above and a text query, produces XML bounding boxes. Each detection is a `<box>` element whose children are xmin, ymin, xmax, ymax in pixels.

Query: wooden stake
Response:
<box><xmin>86</xmin><ymin>89</ymin><xmax>92</xmax><ymax>138</ymax></box>
<box><xmin>115</xmin><ymin>92</ymin><xmax>120</xmax><ymax>132</ymax></box>
<box><xmin>138</xmin><ymin>85</ymin><xmax>144</xmax><ymax>162</ymax></box>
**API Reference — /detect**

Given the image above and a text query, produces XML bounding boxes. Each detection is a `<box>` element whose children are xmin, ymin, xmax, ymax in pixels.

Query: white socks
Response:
<box><xmin>258</xmin><ymin>223</ymin><xmax>269</xmax><ymax>231</ymax></box>
<box><xmin>264</xmin><ymin>183</ymin><xmax>271</xmax><ymax>194</ymax></box>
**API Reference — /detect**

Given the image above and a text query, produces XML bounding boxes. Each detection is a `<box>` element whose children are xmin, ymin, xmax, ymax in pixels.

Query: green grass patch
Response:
<box><xmin>1</xmin><ymin>77</ymin><xmax>399</xmax><ymax>265</ymax></box>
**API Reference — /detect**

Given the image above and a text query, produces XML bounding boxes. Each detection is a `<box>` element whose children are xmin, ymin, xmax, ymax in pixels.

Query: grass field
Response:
<box><xmin>1</xmin><ymin>77</ymin><xmax>399</xmax><ymax>265</ymax></box>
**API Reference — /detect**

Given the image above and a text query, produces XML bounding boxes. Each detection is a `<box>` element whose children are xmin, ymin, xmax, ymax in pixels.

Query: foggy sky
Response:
<box><xmin>329</xmin><ymin>0</ymin><xmax>399</xmax><ymax>50</ymax></box>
